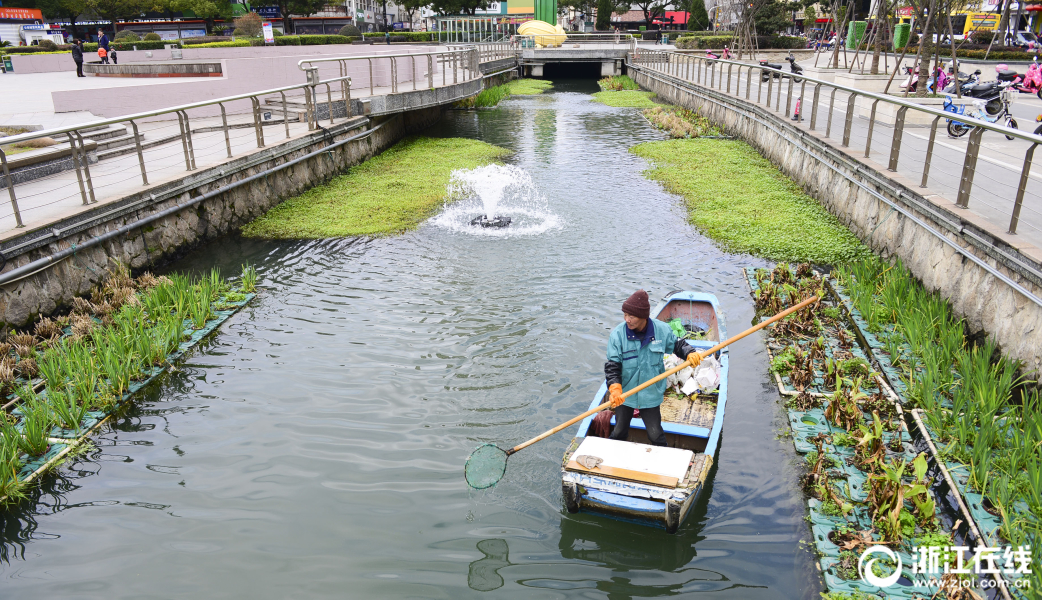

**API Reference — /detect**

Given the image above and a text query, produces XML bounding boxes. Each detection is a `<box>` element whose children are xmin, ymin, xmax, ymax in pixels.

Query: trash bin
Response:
<box><xmin>661</xmin><ymin>34</ymin><xmax>669</xmax><ymax>45</ymax></box>
<box><xmin>2</xmin><ymin>56</ymin><xmax>13</xmax><ymax>73</ymax></box>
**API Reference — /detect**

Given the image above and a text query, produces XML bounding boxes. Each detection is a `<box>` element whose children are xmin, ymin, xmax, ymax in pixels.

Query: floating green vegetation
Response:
<box><xmin>454</xmin><ymin>78</ymin><xmax>553</xmax><ymax>108</ymax></box>
<box><xmin>642</xmin><ymin>105</ymin><xmax>722</xmax><ymax>139</ymax></box>
<box><xmin>591</xmin><ymin>89</ymin><xmax>658</xmax><ymax>108</ymax></box>
<box><xmin>597</xmin><ymin>75</ymin><xmax>640</xmax><ymax>91</ymax></box>
<box><xmin>0</xmin><ymin>261</ymin><xmax>255</xmax><ymax>502</ymax></box>
<box><xmin>631</xmin><ymin>139</ymin><xmax>870</xmax><ymax>263</ymax></box>
<box><xmin>242</xmin><ymin>137</ymin><xmax>511</xmax><ymax>238</ymax></box>
<box><xmin>504</xmin><ymin>78</ymin><xmax>553</xmax><ymax>95</ymax></box>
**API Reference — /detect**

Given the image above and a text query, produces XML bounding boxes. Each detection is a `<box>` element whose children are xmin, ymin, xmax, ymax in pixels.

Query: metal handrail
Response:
<box><xmin>297</xmin><ymin>48</ymin><xmax>480</xmax><ymax>96</ymax></box>
<box><xmin>630</xmin><ymin>49</ymin><xmax>1042</xmax><ymax>235</ymax></box>
<box><xmin>633</xmin><ymin>50</ymin><xmax>1042</xmax><ymax>145</ymax></box>
<box><xmin>0</xmin><ymin>73</ymin><xmax>353</xmax><ymax>228</ymax></box>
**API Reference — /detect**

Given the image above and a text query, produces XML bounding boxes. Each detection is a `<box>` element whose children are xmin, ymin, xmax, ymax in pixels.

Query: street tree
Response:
<box><xmin>428</xmin><ymin>0</ymin><xmax>494</xmax><ymax>16</ymax></box>
<box><xmin>631</xmin><ymin>0</ymin><xmax>669</xmax><ymax>29</ymax></box>
<box><xmin>156</xmin><ymin>0</ymin><xmax>236</xmax><ymax>33</ymax></box>
<box><xmin>35</xmin><ymin>0</ymin><xmax>89</xmax><ymax>39</ymax></box>
<box><xmin>753</xmin><ymin>0</ymin><xmax>794</xmax><ymax>36</ymax></box>
<box><xmin>398</xmin><ymin>0</ymin><xmax>429</xmax><ymax>29</ymax></box>
<box><xmin>685</xmin><ymin>0</ymin><xmax>710</xmax><ymax>30</ymax></box>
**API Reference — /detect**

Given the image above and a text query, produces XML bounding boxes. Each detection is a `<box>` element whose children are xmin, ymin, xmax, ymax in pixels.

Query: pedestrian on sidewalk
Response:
<box><xmin>110</xmin><ymin>48</ymin><xmax>117</xmax><ymax>64</ymax></box>
<box><xmin>98</xmin><ymin>46</ymin><xmax>109</xmax><ymax>64</ymax></box>
<box><xmin>71</xmin><ymin>39</ymin><xmax>85</xmax><ymax>77</ymax></box>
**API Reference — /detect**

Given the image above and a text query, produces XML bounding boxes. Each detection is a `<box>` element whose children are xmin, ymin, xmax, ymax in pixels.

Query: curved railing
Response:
<box><xmin>630</xmin><ymin>49</ymin><xmax>1042</xmax><ymax>237</ymax></box>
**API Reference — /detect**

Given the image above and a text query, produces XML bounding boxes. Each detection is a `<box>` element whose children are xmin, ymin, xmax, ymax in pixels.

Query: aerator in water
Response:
<box><xmin>470</xmin><ymin>215</ymin><xmax>512</xmax><ymax>228</ymax></box>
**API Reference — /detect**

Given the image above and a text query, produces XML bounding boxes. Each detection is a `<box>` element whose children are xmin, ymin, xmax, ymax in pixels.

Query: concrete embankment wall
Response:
<box><xmin>0</xmin><ymin>106</ymin><xmax>444</xmax><ymax>328</ymax></box>
<box><xmin>629</xmin><ymin>65</ymin><xmax>1042</xmax><ymax>373</ymax></box>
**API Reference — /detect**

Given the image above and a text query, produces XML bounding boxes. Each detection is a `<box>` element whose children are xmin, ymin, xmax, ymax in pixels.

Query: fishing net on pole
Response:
<box><xmin>465</xmin><ymin>443</ymin><xmax>508</xmax><ymax>489</ymax></box>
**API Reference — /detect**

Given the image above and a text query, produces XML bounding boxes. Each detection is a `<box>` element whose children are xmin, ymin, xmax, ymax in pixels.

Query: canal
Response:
<box><xmin>1</xmin><ymin>78</ymin><xmax>822</xmax><ymax>598</ymax></box>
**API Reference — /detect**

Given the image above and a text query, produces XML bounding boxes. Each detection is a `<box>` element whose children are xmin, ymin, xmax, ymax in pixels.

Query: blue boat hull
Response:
<box><xmin>561</xmin><ymin>291</ymin><xmax>728</xmax><ymax>534</ymax></box>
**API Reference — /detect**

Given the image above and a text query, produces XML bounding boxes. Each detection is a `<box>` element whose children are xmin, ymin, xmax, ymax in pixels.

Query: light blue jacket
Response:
<box><xmin>606</xmin><ymin>318</ymin><xmax>681</xmax><ymax>409</ymax></box>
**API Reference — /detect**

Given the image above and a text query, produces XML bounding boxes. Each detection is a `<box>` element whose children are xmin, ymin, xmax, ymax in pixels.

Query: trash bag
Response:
<box><xmin>693</xmin><ymin>356</ymin><xmax>721</xmax><ymax>392</ymax></box>
<box><xmin>668</xmin><ymin>318</ymin><xmax>686</xmax><ymax>339</ymax></box>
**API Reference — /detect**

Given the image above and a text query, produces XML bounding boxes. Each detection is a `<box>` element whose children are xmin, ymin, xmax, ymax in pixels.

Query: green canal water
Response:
<box><xmin>1</xmin><ymin>79</ymin><xmax>823</xmax><ymax>598</ymax></box>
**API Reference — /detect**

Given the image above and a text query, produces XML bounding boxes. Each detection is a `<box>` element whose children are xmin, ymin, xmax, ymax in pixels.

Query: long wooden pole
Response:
<box><xmin>505</xmin><ymin>295</ymin><xmax>820</xmax><ymax>456</ymax></box>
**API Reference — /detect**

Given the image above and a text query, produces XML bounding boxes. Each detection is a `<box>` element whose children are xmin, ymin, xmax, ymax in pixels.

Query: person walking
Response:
<box><xmin>71</xmin><ymin>39</ymin><xmax>85</xmax><ymax>77</ymax></box>
<box><xmin>603</xmin><ymin>290</ymin><xmax>700</xmax><ymax>447</ymax></box>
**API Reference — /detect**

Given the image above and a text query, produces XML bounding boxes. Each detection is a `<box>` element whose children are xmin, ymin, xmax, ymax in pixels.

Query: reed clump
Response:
<box><xmin>0</xmin><ymin>261</ymin><xmax>256</xmax><ymax>502</ymax></box>
<box><xmin>597</xmin><ymin>75</ymin><xmax>640</xmax><ymax>91</ymax></box>
<box><xmin>835</xmin><ymin>257</ymin><xmax>1041</xmax><ymax>591</ymax></box>
<box><xmin>642</xmin><ymin>106</ymin><xmax>722</xmax><ymax>139</ymax></box>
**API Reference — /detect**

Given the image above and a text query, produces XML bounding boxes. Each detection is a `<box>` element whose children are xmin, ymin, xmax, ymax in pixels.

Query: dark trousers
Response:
<box><xmin>75</xmin><ymin>61</ymin><xmax>84</xmax><ymax>77</ymax></box>
<box><xmin>609</xmin><ymin>405</ymin><xmax>668</xmax><ymax>447</ymax></box>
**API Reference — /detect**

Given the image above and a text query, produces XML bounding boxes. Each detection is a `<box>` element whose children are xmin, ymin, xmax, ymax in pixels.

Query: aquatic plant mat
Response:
<box><xmin>453</xmin><ymin>78</ymin><xmax>553</xmax><ymax>109</ymax></box>
<box><xmin>0</xmin><ymin>262</ymin><xmax>258</xmax><ymax>503</ymax></box>
<box><xmin>241</xmin><ymin>136</ymin><xmax>511</xmax><ymax>238</ymax></box>
<box><xmin>590</xmin><ymin>89</ymin><xmax>658</xmax><ymax>108</ymax></box>
<box><xmin>631</xmin><ymin>139</ymin><xmax>870</xmax><ymax>264</ymax></box>
<box><xmin>744</xmin><ymin>262</ymin><xmax>1040</xmax><ymax>598</ymax></box>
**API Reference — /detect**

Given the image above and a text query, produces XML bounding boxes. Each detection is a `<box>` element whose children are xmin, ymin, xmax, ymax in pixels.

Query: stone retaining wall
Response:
<box><xmin>630</xmin><ymin>65</ymin><xmax>1042</xmax><ymax>373</ymax></box>
<box><xmin>0</xmin><ymin>106</ymin><xmax>443</xmax><ymax>328</ymax></box>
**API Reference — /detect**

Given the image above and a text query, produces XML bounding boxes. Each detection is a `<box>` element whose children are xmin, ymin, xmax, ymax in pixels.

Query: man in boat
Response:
<box><xmin>604</xmin><ymin>290</ymin><xmax>701</xmax><ymax>447</ymax></box>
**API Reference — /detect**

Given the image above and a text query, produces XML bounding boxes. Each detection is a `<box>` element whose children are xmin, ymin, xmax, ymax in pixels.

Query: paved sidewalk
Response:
<box><xmin>0</xmin><ymin>71</ymin><xmax>200</xmax><ymax>128</ymax></box>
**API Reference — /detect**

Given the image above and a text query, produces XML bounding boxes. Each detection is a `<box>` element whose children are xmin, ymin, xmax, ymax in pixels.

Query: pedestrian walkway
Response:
<box><xmin>0</xmin><ymin>47</ymin><xmax>495</xmax><ymax>239</ymax></box>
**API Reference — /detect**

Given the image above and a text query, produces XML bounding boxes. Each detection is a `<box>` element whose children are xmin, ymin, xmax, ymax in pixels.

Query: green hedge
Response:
<box><xmin>680</xmin><ymin>30</ymin><xmax>724</xmax><ymax>36</ymax></box>
<box><xmin>362</xmin><ymin>31</ymin><xmax>436</xmax><ymax>41</ymax></box>
<box><xmin>247</xmin><ymin>34</ymin><xmax>351</xmax><ymax>46</ymax></box>
<box><xmin>186</xmin><ymin>40</ymin><xmax>252</xmax><ymax>48</ymax></box>
<box><xmin>3</xmin><ymin>40</ymin><xmax>178</xmax><ymax>54</ymax></box>
<box><xmin>675</xmin><ymin>34</ymin><xmax>802</xmax><ymax>50</ymax></box>
<box><xmin>901</xmin><ymin>46</ymin><xmax>1035</xmax><ymax>61</ymax></box>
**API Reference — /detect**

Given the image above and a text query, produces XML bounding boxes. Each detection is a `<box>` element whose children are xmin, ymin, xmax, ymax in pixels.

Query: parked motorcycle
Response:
<box><xmin>786</xmin><ymin>53</ymin><xmax>803</xmax><ymax>82</ymax></box>
<box><xmin>759</xmin><ymin>58</ymin><xmax>783</xmax><ymax>81</ymax></box>
<box><xmin>942</xmin><ymin>67</ymin><xmax>980</xmax><ymax>94</ymax></box>
<box><xmin>944</xmin><ymin>89</ymin><xmax>1018</xmax><ymax>140</ymax></box>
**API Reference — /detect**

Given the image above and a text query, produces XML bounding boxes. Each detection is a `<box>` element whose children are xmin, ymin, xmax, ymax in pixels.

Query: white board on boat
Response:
<box><xmin>567</xmin><ymin>436</ymin><xmax>693</xmax><ymax>486</ymax></box>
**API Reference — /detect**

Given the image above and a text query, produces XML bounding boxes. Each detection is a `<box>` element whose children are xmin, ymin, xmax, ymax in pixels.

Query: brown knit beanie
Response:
<box><xmin>622</xmin><ymin>290</ymin><xmax>651</xmax><ymax>319</ymax></box>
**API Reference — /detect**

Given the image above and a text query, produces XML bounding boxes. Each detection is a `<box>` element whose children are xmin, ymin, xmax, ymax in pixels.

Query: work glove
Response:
<box><xmin>609</xmin><ymin>383</ymin><xmax>624</xmax><ymax>408</ymax></box>
<box><xmin>686</xmin><ymin>352</ymin><xmax>702</xmax><ymax>369</ymax></box>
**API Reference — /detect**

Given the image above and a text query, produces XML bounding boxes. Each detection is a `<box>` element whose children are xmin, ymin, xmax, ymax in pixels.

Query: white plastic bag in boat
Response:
<box><xmin>663</xmin><ymin>355</ymin><xmax>682</xmax><ymax>388</ymax></box>
<box><xmin>680</xmin><ymin>377</ymin><xmax>699</xmax><ymax>396</ymax></box>
<box><xmin>693</xmin><ymin>356</ymin><xmax>721</xmax><ymax>392</ymax></box>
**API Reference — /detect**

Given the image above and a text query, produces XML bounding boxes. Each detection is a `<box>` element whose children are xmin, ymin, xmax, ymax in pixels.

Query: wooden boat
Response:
<box><xmin>560</xmin><ymin>291</ymin><xmax>729</xmax><ymax>534</ymax></box>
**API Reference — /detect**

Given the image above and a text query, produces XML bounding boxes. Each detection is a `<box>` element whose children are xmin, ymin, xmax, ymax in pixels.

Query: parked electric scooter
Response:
<box><xmin>944</xmin><ymin>88</ymin><xmax>1018</xmax><ymax>139</ymax></box>
<box><xmin>786</xmin><ymin>53</ymin><xmax>803</xmax><ymax>82</ymax></box>
<box><xmin>899</xmin><ymin>65</ymin><xmax>919</xmax><ymax>91</ymax></box>
<box><xmin>1011</xmin><ymin>59</ymin><xmax>1042</xmax><ymax>99</ymax></box>
<box><xmin>759</xmin><ymin>58</ymin><xmax>783</xmax><ymax>81</ymax></box>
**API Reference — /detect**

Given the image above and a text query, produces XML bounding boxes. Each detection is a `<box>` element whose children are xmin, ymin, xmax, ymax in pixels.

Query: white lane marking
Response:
<box><xmin>906</xmin><ymin>130</ymin><xmax>1042</xmax><ymax>182</ymax></box>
